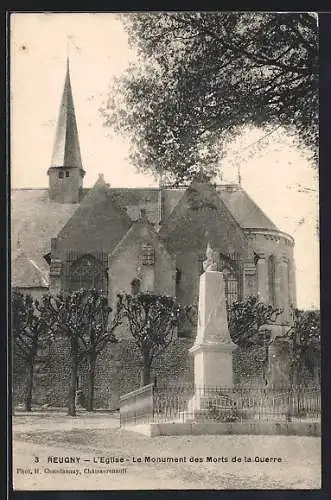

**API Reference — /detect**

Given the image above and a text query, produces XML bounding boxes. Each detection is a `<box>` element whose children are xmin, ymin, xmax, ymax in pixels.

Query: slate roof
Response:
<box><xmin>11</xmin><ymin>189</ymin><xmax>78</xmax><ymax>287</ymax></box>
<box><xmin>12</xmin><ymin>250</ymin><xmax>49</xmax><ymax>288</ymax></box>
<box><xmin>54</xmin><ymin>176</ymin><xmax>132</xmax><ymax>257</ymax></box>
<box><xmin>217</xmin><ymin>185</ymin><xmax>278</xmax><ymax>231</ymax></box>
<box><xmin>11</xmin><ymin>184</ymin><xmax>280</xmax><ymax>288</ymax></box>
<box><xmin>50</xmin><ymin>59</ymin><xmax>83</xmax><ymax>171</ymax></box>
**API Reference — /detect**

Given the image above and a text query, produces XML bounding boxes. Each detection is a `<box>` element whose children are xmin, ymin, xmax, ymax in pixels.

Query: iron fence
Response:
<box><xmin>120</xmin><ymin>383</ymin><xmax>154</xmax><ymax>426</ymax></box>
<box><xmin>152</xmin><ymin>384</ymin><xmax>195</xmax><ymax>423</ymax></box>
<box><xmin>176</xmin><ymin>385</ymin><xmax>321</xmax><ymax>424</ymax></box>
<box><xmin>120</xmin><ymin>384</ymin><xmax>320</xmax><ymax>426</ymax></box>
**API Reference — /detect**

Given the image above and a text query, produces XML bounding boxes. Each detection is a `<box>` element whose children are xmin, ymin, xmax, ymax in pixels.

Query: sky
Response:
<box><xmin>10</xmin><ymin>13</ymin><xmax>320</xmax><ymax>310</ymax></box>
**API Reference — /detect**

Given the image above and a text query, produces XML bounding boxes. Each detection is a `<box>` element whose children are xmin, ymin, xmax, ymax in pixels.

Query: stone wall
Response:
<box><xmin>12</xmin><ymin>336</ymin><xmax>319</xmax><ymax>409</ymax></box>
<box><xmin>12</xmin><ymin>337</ymin><xmax>194</xmax><ymax>409</ymax></box>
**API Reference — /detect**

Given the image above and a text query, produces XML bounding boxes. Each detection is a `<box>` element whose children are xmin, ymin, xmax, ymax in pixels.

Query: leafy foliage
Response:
<box><xmin>117</xmin><ymin>293</ymin><xmax>181</xmax><ymax>385</ymax></box>
<box><xmin>227</xmin><ymin>296</ymin><xmax>282</xmax><ymax>386</ymax></box>
<box><xmin>285</xmin><ymin>308</ymin><xmax>320</xmax><ymax>383</ymax></box>
<box><xmin>228</xmin><ymin>295</ymin><xmax>282</xmax><ymax>347</ymax></box>
<box><xmin>102</xmin><ymin>12</ymin><xmax>318</xmax><ymax>183</ymax></box>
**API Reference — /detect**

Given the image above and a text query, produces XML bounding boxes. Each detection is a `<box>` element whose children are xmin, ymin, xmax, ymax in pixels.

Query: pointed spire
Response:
<box><xmin>50</xmin><ymin>58</ymin><xmax>84</xmax><ymax>172</ymax></box>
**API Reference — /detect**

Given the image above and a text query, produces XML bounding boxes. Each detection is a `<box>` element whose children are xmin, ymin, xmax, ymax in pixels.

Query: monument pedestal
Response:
<box><xmin>190</xmin><ymin>342</ymin><xmax>236</xmax><ymax>388</ymax></box>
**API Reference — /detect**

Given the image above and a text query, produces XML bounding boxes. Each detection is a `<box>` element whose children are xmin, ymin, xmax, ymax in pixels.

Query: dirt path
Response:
<box><xmin>12</xmin><ymin>411</ymin><xmax>321</xmax><ymax>490</ymax></box>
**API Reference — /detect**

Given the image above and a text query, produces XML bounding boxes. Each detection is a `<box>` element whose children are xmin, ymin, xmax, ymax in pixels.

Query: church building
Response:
<box><xmin>11</xmin><ymin>61</ymin><xmax>297</xmax><ymax>406</ymax></box>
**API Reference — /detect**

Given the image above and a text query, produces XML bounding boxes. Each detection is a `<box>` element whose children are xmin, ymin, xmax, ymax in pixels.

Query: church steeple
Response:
<box><xmin>48</xmin><ymin>58</ymin><xmax>85</xmax><ymax>203</ymax></box>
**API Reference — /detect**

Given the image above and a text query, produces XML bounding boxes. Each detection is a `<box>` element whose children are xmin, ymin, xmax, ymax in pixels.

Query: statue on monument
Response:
<box><xmin>203</xmin><ymin>242</ymin><xmax>219</xmax><ymax>272</ymax></box>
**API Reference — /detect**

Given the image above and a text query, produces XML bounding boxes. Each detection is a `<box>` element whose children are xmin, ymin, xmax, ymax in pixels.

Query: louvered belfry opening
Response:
<box><xmin>63</xmin><ymin>250</ymin><xmax>108</xmax><ymax>294</ymax></box>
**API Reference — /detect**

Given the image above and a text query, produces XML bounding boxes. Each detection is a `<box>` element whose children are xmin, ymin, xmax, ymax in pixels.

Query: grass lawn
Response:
<box><xmin>12</xmin><ymin>411</ymin><xmax>321</xmax><ymax>490</ymax></box>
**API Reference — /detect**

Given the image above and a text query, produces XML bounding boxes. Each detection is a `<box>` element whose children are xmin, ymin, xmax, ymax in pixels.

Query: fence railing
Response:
<box><xmin>120</xmin><ymin>384</ymin><xmax>321</xmax><ymax>426</ymax></box>
<box><xmin>119</xmin><ymin>383</ymin><xmax>154</xmax><ymax>426</ymax></box>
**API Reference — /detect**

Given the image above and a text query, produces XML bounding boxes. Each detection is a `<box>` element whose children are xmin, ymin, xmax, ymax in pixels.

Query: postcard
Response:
<box><xmin>10</xmin><ymin>11</ymin><xmax>320</xmax><ymax>491</ymax></box>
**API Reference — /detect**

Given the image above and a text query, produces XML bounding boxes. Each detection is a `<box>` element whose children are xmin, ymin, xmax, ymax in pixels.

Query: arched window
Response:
<box><xmin>219</xmin><ymin>255</ymin><xmax>239</xmax><ymax>307</ymax></box>
<box><xmin>268</xmin><ymin>255</ymin><xmax>276</xmax><ymax>306</ymax></box>
<box><xmin>69</xmin><ymin>254</ymin><xmax>107</xmax><ymax>293</ymax></box>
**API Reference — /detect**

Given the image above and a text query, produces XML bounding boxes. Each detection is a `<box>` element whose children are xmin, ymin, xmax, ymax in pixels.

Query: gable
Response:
<box><xmin>159</xmin><ymin>182</ymin><xmax>249</xmax><ymax>260</ymax></box>
<box><xmin>109</xmin><ymin>221</ymin><xmax>175</xmax><ymax>264</ymax></box>
<box><xmin>54</xmin><ymin>180</ymin><xmax>132</xmax><ymax>258</ymax></box>
<box><xmin>108</xmin><ymin>220</ymin><xmax>176</xmax><ymax>302</ymax></box>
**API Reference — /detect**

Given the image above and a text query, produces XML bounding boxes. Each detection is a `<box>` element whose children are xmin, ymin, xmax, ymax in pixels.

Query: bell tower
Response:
<box><xmin>48</xmin><ymin>58</ymin><xmax>85</xmax><ymax>203</ymax></box>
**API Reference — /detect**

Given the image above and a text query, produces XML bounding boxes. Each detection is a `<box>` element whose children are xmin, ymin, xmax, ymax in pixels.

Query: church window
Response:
<box><xmin>69</xmin><ymin>254</ymin><xmax>107</xmax><ymax>293</ymax></box>
<box><xmin>141</xmin><ymin>244</ymin><xmax>155</xmax><ymax>265</ymax></box>
<box><xmin>58</xmin><ymin>171</ymin><xmax>64</xmax><ymax>179</ymax></box>
<box><xmin>222</xmin><ymin>268</ymin><xmax>239</xmax><ymax>307</ymax></box>
<box><xmin>219</xmin><ymin>255</ymin><xmax>239</xmax><ymax>307</ymax></box>
<box><xmin>268</xmin><ymin>255</ymin><xmax>276</xmax><ymax>306</ymax></box>
<box><xmin>65</xmin><ymin>171</ymin><xmax>70</xmax><ymax>177</ymax></box>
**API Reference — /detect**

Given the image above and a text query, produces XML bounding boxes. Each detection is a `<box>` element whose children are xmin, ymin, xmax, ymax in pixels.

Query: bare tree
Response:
<box><xmin>42</xmin><ymin>289</ymin><xmax>122</xmax><ymax>415</ymax></box>
<box><xmin>79</xmin><ymin>289</ymin><xmax>121</xmax><ymax>411</ymax></box>
<box><xmin>117</xmin><ymin>293</ymin><xmax>181</xmax><ymax>386</ymax></box>
<box><xmin>12</xmin><ymin>290</ymin><xmax>46</xmax><ymax>411</ymax></box>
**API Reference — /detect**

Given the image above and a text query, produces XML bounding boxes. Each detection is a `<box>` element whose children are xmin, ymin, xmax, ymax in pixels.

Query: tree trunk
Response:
<box><xmin>68</xmin><ymin>346</ymin><xmax>78</xmax><ymax>417</ymax></box>
<box><xmin>140</xmin><ymin>360</ymin><xmax>151</xmax><ymax>387</ymax></box>
<box><xmin>262</xmin><ymin>344</ymin><xmax>269</xmax><ymax>386</ymax></box>
<box><xmin>87</xmin><ymin>355</ymin><xmax>96</xmax><ymax>412</ymax></box>
<box><xmin>25</xmin><ymin>359</ymin><xmax>34</xmax><ymax>412</ymax></box>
